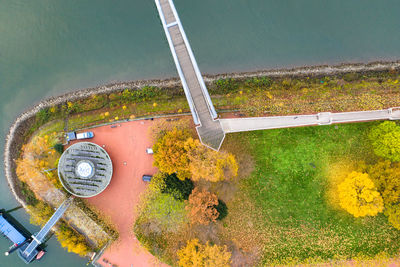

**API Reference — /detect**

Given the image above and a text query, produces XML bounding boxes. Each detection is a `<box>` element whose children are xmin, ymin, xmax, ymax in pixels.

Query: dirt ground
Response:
<box><xmin>73</xmin><ymin>119</ymin><xmax>167</xmax><ymax>267</ymax></box>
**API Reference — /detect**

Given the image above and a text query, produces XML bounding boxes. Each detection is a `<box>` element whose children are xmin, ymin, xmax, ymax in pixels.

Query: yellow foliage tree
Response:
<box><xmin>27</xmin><ymin>202</ymin><xmax>54</xmax><ymax>226</ymax></box>
<box><xmin>186</xmin><ymin>138</ymin><xmax>238</xmax><ymax>182</ymax></box>
<box><xmin>338</xmin><ymin>171</ymin><xmax>384</xmax><ymax>217</ymax></box>
<box><xmin>177</xmin><ymin>239</ymin><xmax>231</xmax><ymax>267</ymax></box>
<box><xmin>368</xmin><ymin>160</ymin><xmax>400</xmax><ymax>205</ymax></box>
<box><xmin>385</xmin><ymin>204</ymin><xmax>400</xmax><ymax>230</ymax></box>
<box><xmin>153</xmin><ymin>128</ymin><xmax>238</xmax><ymax>182</ymax></box>
<box><xmin>153</xmin><ymin>128</ymin><xmax>192</xmax><ymax>180</ymax></box>
<box><xmin>55</xmin><ymin>223</ymin><xmax>90</xmax><ymax>256</ymax></box>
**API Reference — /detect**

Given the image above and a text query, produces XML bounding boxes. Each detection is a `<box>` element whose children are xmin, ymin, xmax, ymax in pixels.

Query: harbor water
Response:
<box><xmin>1</xmin><ymin>0</ymin><xmax>400</xmax><ymax>265</ymax></box>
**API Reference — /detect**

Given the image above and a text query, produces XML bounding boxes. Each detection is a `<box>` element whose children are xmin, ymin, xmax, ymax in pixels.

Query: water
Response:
<box><xmin>1</xmin><ymin>0</ymin><xmax>400</xmax><ymax>266</ymax></box>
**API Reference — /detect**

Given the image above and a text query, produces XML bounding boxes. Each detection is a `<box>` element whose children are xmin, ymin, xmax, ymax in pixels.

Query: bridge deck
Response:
<box><xmin>155</xmin><ymin>0</ymin><xmax>225</xmax><ymax>150</ymax></box>
<box><xmin>220</xmin><ymin>108</ymin><xmax>400</xmax><ymax>133</ymax></box>
<box><xmin>21</xmin><ymin>197</ymin><xmax>73</xmax><ymax>263</ymax></box>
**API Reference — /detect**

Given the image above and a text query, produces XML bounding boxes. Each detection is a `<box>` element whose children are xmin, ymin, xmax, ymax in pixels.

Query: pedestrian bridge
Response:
<box><xmin>155</xmin><ymin>0</ymin><xmax>400</xmax><ymax>150</ymax></box>
<box><xmin>155</xmin><ymin>0</ymin><xmax>225</xmax><ymax>150</ymax></box>
<box><xmin>18</xmin><ymin>197</ymin><xmax>74</xmax><ymax>263</ymax></box>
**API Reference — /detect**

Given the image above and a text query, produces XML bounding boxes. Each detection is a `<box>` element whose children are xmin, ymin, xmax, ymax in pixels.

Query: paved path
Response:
<box><xmin>155</xmin><ymin>0</ymin><xmax>225</xmax><ymax>150</ymax></box>
<box><xmin>220</xmin><ymin>108</ymin><xmax>400</xmax><ymax>133</ymax></box>
<box><xmin>85</xmin><ymin>120</ymin><xmax>166</xmax><ymax>267</ymax></box>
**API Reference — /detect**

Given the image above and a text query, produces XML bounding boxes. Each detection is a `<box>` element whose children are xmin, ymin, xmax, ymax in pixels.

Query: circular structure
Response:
<box><xmin>58</xmin><ymin>142</ymin><xmax>113</xmax><ymax>198</ymax></box>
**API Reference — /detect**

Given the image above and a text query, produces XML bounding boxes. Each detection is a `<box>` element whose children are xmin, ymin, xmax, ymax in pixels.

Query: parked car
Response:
<box><xmin>142</xmin><ymin>175</ymin><xmax>152</xmax><ymax>182</ymax></box>
<box><xmin>146</xmin><ymin>148</ymin><xmax>154</xmax><ymax>154</ymax></box>
<box><xmin>76</xmin><ymin>131</ymin><xmax>94</xmax><ymax>140</ymax></box>
<box><xmin>66</xmin><ymin>132</ymin><xmax>77</xmax><ymax>142</ymax></box>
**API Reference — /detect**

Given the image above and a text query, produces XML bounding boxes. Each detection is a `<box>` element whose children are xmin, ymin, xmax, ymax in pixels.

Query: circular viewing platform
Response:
<box><xmin>58</xmin><ymin>142</ymin><xmax>113</xmax><ymax>198</ymax></box>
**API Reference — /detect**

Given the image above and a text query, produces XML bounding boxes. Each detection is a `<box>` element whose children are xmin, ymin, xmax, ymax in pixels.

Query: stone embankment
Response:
<box><xmin>3</xmin><ymin>60</ymin><xmax>400</xmax><ymax>247</ymax></box>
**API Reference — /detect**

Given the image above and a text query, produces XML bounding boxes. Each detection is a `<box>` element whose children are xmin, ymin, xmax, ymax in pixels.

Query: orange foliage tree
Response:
<box><xmin>338</xmin><ymin>171</ymin><xmax>384</xmax><ymax>217</ymax></box>
<box><xmin>177</xmin><ymin>239</ymin><xmax>231</xmax><ymax>267</ymax></box>
<box><xmin>187</xmin><ymin>188</ymin><xmax>219</xmax><ymax>225</ymax></box>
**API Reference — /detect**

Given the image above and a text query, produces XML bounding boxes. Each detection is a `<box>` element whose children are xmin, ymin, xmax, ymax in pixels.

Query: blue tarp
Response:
<box><xmin>0</xmin><ymin>214</ymin><xmax>26</xmax><ymax>245</ymax></box>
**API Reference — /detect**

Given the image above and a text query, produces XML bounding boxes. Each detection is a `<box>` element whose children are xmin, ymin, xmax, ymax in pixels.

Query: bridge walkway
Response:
<box><xmin>20</xmin><ymin>196</ymin><xmax>74</xmax><ymax>263</ymax></box>
<box><xmin>155</xmin><ymin>0</ymin><xmax>225</xmax><ymax>150</ymax></box>
<box><xmin>220</xmin><ymin>108</ymin><xmax>400</xmax><ymax>133</ymax></box>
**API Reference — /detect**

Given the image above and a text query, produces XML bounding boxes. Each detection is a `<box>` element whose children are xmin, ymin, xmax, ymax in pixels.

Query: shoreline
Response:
<box><xmin>3</xmin><ymin>59</ymin><xmax>400</xmax><ymax>230</ymax></box>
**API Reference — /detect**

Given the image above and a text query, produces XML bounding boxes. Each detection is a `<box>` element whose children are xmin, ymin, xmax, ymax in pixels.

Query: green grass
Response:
<box><xmin>231</xmin><ymin>122</ymin><xmax>400</xmax><ymax>264</ymax></box>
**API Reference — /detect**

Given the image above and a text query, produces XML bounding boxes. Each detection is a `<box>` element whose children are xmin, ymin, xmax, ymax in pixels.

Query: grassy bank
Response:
<box><xmin>223</xmin><ymin>122</ymin><xmax>400</xmax><ymax>265</ymax></box>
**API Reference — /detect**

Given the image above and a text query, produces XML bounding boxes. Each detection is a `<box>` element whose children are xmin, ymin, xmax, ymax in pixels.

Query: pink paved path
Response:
<box><xmin>73</xmin><ymin>120</ymin><xmax>167</xmax><ymax>267</ymax></box>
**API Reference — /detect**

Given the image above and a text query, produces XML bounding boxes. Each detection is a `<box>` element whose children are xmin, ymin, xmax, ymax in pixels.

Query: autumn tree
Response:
<box><xmin>367</xmin><ymin>160</ymin><xmax>400</xmax><ymax>205</ymax></box>
<box><xmin>153</xmin><ymin>127</ymin><xmax>239</xmax><ymax>182</ymax></box>
<box><xmin>369</xmin><ymin>121</ymin><xmax>400</xmax><ymax>162</ymax></box>
<box><xmin>385</xmin><ymin>204</ymin><xmax>400</xmax><ymax>230</ymax></box>
<box><xmin>153</xmin><ymin>128</ymin><xmax>192</xmax><ymax>180</ymax></box>
<box><xmin>187</xmin><ymin>188</ymin><xmax>219</xmax><ymax>225</ymax></box>
<box><xmin>177</xmin><ymin>239</ymin><xmax>231</xmax><ymax>267</ymax></box>
<box><xmin>27</xmin><ymin>201</ymin><xmax>54</xmax><ymax>226</ymax></box>
<box><xmin>338</xmin><ymin>171</ymin><xmax>384</xmax><ymax>217</ymax></box>
<box><xmin>55</xmin><ymin>222</ymin><xmax>90</xmax><ymax>256</ymax></box>
<box><xmin>186</xmin><ymin>138</ymin><xmax>238</xmax><ymax>182</ymax></box>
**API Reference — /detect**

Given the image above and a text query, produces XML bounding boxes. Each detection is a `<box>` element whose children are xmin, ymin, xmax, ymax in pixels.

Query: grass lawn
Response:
<box><xmin>225</xmin><ymin>122</ymin><xmax>400</xmax><ymax>265</ymax></box>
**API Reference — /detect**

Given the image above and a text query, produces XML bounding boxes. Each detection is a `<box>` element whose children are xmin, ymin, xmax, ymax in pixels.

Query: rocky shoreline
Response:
<box><xmin>4</xmin><ymin>60</ymin><xmax>400</xmax><ymax>214</ymax></box>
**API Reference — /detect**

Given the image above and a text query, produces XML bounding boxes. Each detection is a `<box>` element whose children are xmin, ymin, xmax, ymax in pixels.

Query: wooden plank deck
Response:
<box><xmin>155</xmin><ymin>0</ymin><xmax>225</xmax><ymax>150</ymax></box>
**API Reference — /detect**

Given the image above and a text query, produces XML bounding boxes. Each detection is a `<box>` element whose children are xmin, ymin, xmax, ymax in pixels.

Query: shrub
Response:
<box><xmin>36</xmin><ymin>108</ymin><xmax>51</xmax><ymax>125</ymax></box>
<box><xmin>187</xmin><ymin>188</ymin><xmax>219</xmax><ymax>225</ymax></box>
<box><xmin>215</xmin><ymin>199</ymin><xmax>228</xmax><ymax>220</ymax></box>
<box><xmin>245</xmin><ymin>76</ymin><xmax>272</xmax><ymax>87</ymax></box>
<box><xmin>161</xmin><ymin>173</ymin><xmax>194</xmax><ymax>200</ymax></box>
<box><xmin>338</xmin><ymin>171</ymin><xmax>384</xmax><ymax>217</ymax></box>
<box><xmin>385</xmin><ymin>204</ymin><xmax>400</xmax><ymax>230</ymax></box>
<box><xmin>53</xmin><ymin>143</ymin><xmax>64</xmax><ymax>154</ymax></box>
<box><xmin>215</xmin><ymin>78</ymin><xmax>239</xmax><ymax>93</ymax></box>
<box><xmin>177</xmin><ymin>239</ymin><xmax>231</xmax><ymax>267</ymax></box>
<box><xmin>369</xmin><ymin>121</ymin><xmax>400</xmax><ymax>162</ymax></box>
<box><xmin>20</xmin><ymin>181</ymin><xmax>39</xmax><ymax>206</ymax></box>
<box><xmin>343</xmin><ymin>72</ymin><xmax>359</xmax><ymax>82</ymax></box>
<box><xmin>368</xmin><ymin>160</ymin><xmax>400</xmax><ymax>205</ymax></box>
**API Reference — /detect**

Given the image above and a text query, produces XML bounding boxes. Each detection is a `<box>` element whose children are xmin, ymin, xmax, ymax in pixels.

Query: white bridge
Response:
<box><xmin>155</xmin><ymin>0</ymin><xmax>400</xmax><ymax>150</ymax></box>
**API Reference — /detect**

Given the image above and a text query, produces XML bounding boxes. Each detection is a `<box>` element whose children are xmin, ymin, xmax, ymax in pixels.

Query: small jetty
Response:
<box><xmin>0</xmin><ymin>196</ymin><xmax>73</xmax><ymax>264</ymax></box>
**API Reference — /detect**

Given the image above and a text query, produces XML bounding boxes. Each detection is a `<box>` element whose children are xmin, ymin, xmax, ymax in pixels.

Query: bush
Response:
<box><xmin>215</xmin><ymin>199</ymin><xmax>228</xmax><ymax>220</ymax></box>
<box><xmin>177</xmin><ymin>239</ymin><xmax>231</xmax><ymax>267</ymax></box>
<box><xmin>36</xmin><ymin>108</ymin><xmax>51</xmax><ymax>125</ymax></box>
<box><xmin>369</xmin><ymin>121</ymin><xmax>400</xmax><ymax>162</ymax></box>
<box><xmin>215</xmin><ymin>78</ymin><xmax>239</xmax><ymax>93</ymax></box>
<box><xmin>385</xmin><ymin>204</ymin><xmax>400</xmax><ymax>230</ymax></box>
<box><xmin>161</xmin><ymin>173</ymin><xmax>194</xmax><ymax>200</ymax></box>
<box><xmin>245</xmin><ymin>76</ymin><xmax>272</xmax><ymax>87</ymax></box>
<box><xmin>53</xmin><ymin>143</ymin><xmax>64</xmax><ymax>154</ymax></box>
<box><xmin>20</xmin><ymin>181</ymin><xmax>39</xmax><ymax>206</ymax></box>
<box><xmin>343</xmin><ymin>72</ymin><xmax>359</xmax><ymax>82</ymax></box>
<box><xmin>338</xmin><ymin>171</ymin><xmax>384</xmax><ymax>217</ymax></box>
<box><xmin>368</xmin><ymin>160</ymin><xmax>400</xmax><ymax>205</ymax></box>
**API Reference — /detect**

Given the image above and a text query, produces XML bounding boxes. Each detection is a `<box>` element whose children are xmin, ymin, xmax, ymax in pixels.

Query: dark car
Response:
<box><xmin>142</xmin><ymin>175</ymin><xmax>152</xmax><ymax>182</ymax></box>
